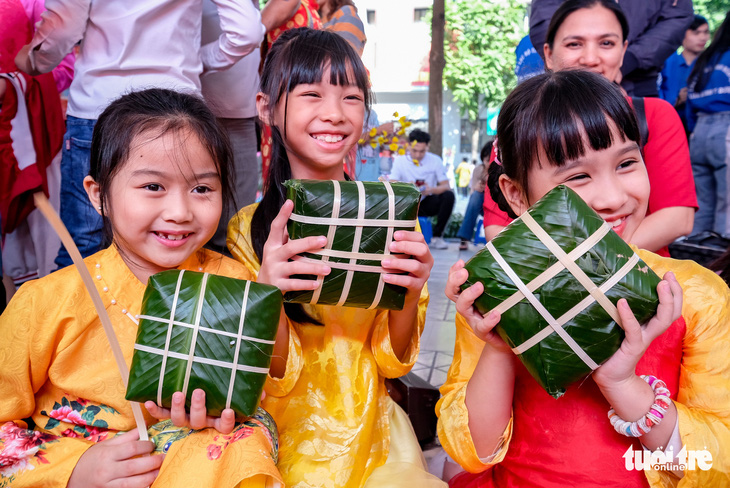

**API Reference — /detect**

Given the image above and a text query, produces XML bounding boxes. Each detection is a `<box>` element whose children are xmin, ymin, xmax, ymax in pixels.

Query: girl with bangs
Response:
<box><xmin>438</xmin><ymin>70</ymin><xmax>730</xmax><ymax>487</ymax></box>
<box><xmin>226</xmin><ymin>28</ymin><xmax>446</xmax><ymax>488</ymax></box>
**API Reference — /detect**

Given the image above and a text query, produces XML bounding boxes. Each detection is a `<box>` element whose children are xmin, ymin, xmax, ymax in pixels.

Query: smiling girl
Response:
<box><xmin>226</xmin><ymin>28</ymin><xmax>445</xmax><ymax>488</ymax></box>
<box><xmin>0</xmin><ymin>89</ymin><xmax>282</xmax><ymax>488</ymax></box>
<box><xmin>438</xmin><ymin>70</ymin><xmax>730</xmax><ymax>487</ymax></box>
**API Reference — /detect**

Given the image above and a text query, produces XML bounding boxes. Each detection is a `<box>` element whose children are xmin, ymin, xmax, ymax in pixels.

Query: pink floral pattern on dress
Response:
<box><xmin>41</xmin><ymin>395</ymin><xmax>118</xmax><ymax>440</ymax></box>
<box><xmin>204</xmin><ymin>408</ymin><xmax>278</xmax><ymax>461</ymax></box>
<box><xmin>0</xmin><ymin>422</ymin><xmax>56</xmax><ymax>480</ymax></box>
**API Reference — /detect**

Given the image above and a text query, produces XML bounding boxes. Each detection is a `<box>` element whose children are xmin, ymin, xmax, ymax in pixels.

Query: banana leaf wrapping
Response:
<box><xmin>284</xmin><ymin>179</ymin><xmax>420</xmax><ymax>310</ymax></box>
<box><xmin>125</xmin><ymin>270</ymin><xmax>282</xmax><ymax>417</ymax></box>
<box><xmin>462</xmin><ymin>185</ymin><xmax>661</xmax><ymax>398</ymax></box>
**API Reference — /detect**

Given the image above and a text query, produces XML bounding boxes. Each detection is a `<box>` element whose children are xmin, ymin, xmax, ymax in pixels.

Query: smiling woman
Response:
<box><xmin>482</xmin><ymin>0</ymin><xmax>697</xmax><ymax>256</ymax></box>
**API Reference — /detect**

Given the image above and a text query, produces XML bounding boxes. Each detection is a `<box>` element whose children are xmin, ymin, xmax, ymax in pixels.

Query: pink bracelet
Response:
<box><xmin>607</xmin><ymin>375</ymin><xmax>671</xmax><ymax>437</ymax></box>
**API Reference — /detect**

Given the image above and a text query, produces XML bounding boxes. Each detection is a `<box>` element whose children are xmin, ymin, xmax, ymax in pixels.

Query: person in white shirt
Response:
<box><xmin>201</xmin><ymin>0</ymin><xmax>262</xmax><ymax>254</ymax></box>
<box><xmin>389</xmin><ymin>129</ymin><xmax>455</xmax><ymax>250</ymax></box>
<box><xmin>14</xmin><ymin>0</ymin><xmax>264</xmax><ymax>269</ymax></box>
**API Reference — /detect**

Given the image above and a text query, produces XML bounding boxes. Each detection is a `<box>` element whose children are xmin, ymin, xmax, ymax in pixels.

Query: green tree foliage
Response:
<box><xmin>443</xmin><ymin>0</ymin><xmax>527</xmax><ymax>123</ymax></box>
<box><xmin>692</xmin><ymin>0</ymin><xmax>727</xmax><ymax>34</ymax></box>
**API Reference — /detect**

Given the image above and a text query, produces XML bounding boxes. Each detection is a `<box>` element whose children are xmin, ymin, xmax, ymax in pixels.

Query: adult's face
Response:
<box><xmin>683</xmin><ymin>23</ymin><xmax>710</xmax><ymax>55</ymax></box>
<box><xmin>544</xmin><ymin>5</ymin><xmax>628</xmax><ymax>84</ymax></box>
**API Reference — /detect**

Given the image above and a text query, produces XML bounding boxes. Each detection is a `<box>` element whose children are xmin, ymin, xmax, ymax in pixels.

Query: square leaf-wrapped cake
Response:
<box><xmin>462</xmin><ymin>185</ymin><xmax>661</xmax><ymax>398</ymax></box>
<box><xmin>125</xmin><ymin>270</ymin><xmax>282</xmax><ymax>417</ymax></box>
<box><xmin>284</xmin><ymin>179</ymin><xmax>420</xmax><ymax>310</ymax></box>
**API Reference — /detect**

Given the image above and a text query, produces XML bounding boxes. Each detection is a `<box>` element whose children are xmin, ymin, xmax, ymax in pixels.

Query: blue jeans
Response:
<box><xmin>55</xmin><ymin>116</ymin><xmax>103</xmax><ymax>269</ymax></box>
<box><xmin>457</xmin><ymin>191</ymin><xmax>485</xmax><ymax>241</ymax></box>
<box><xmin>690</xmin><ymin>112</ymin><xmax>730</xmax><ymax>236</ymax></box>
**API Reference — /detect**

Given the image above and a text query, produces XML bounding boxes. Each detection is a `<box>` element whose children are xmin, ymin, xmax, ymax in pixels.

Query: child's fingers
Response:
<box><xmin>143</xmin><ymin>401</ymin><xmax>170</xmax><ymax>420</ymax></box>
<box><xmin>393</xmin><ymin>230</ymin><xmax>427</xmax><ymax>244</ymax></box>
<box><xmin>280</xmin><ymin>259</ymin><xmax>331</xmax><ymax>278</ymax></box>
<box><xmin>109</xmin><ymin>469</ymin><xmax>160</xmax><ymax>488</ymax></box>
<box><xmin>665</xmin><ymin>271</ymin><xmax>683</xmax><ymax>320</ymax></box>
<box><xmin>283</xmin><ymin>236</ymin><xmax>328</xmax><ymax>258</ymax></box>
<box><xmin>169</xmin><ymin>392</ymin><xmax>188</xmax><ymax>427</ymax></box>
<box><xmin>119</xmin><ymin>449</ymin><xmax>164</xmax><ymax>477</ymax></box>
<box><xmin>617</xmin><ymin>299</ymin><xmax>642</xmax><ymax>346</ymax></box>
<box><xmin>455</xmin><ymin>281</ymin><xmax>484</xmax><ymax>317</ymax></box>
<box><xmin>276</xmin><ymin>278</ymin><xmax>322</xmax><ymax>292</ymax></box>
<box><xmin>388</xmin><ymin>239</ymin><xmax>430</xmax><ymax>260</ymax></box>
<box><xmin>211</xmin><ymin>409</ymin><xmax>236</xmax><ymax>434</ymax></box>
<box><xmin>268</xmin><ymin>200</ymin><xmax>294</xmax><ymax>243</ymax></box>
<box><xmin>382</xmin><ymin>256</ymin><xmax>426</xmax><ymax>276</ymax></box>
<box><xmin>445</xmin><ymin>265</ymin><xmax>469</xmax><ymax>302</ymax></box>
<box><xmin>473</xmin><ymin>311</ymin><xmax>502</xmax><ymax>339</ymax></box>
<box><xmin>188</xmin><ymin>389</ymin><xmax>208</xmax><ymax>430</ymax></box>
<box><xmin>105</xmin><ymin>428</ymin><xmax>144</xmax><ymax>445</ymax></box>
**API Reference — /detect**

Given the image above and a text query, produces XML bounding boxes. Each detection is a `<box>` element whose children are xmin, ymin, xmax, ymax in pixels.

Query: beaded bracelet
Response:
<box><xmin>607</xmin><ymin>375</ymin><xmax>671</xmax><ymax>438</ymax></box>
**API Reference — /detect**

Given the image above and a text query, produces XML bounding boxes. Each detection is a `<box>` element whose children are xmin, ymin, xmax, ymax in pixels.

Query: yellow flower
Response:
<box><xmin>370</xmin><ymin>141</ymin><xmax>378</xmax><ymax>148</ymax></box>
<box><xmin>391</xmin><ymin>136</ymin><xmax>399</xmax><ymax>143</ymax></box>
<box><xmin>393</xmin><ymin>111</ymin><xmax>399</xmax><ymax>118</ymax></box>
<box><xmin>413</xmin><ymin>159</ymin><xmax>420</xmax><ymax>166</ymax></box>
<box><xmin>381</xmin><ymin>130</ymin><xmax>388</xmax><ymax>136</ymax></box>
<box><xmin>397</xmin><ymin>129</ymin><xmax>405</xmax><ymax>136</ymax></box>
<box><xmin>358</xmin><ymin>138</ymin><xmax>365</xmax><ymax>145</ymax></box>
<box><xmin>377</xmin><ymin>136</ymin><xmax>385</xmax><ymax>144</ymax></box>
<box><xmin>369</xmin><ymin>127</ymin><xmax>378</xmax><ymax>137</ymax></box>
<box><xmin>397</xmin><ymin>148</ymin><xmax>406</xmax><ymax>155</ymax></box>
<box><xmin>399</xmin><ymin>116</ymin><xmax>407</xmax><ymax>124</ymax></box>
<box><xmin>404</xmin><ymin>121</ymin><xmax>412</xmax><ymax>128</ymax></box>
<box><xmin>389</xmin><ymin>143</ymin><xmax>398</xmax><ymax>151</ymax></box>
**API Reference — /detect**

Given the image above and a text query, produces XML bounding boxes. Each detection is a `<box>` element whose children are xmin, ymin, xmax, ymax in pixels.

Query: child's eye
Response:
<box><xmin>345</xmin><ymin>94</ymin><xmax>364</xmax><ymax>102</ymax></box>
<box><xmin>302</xmin><ymin>92</ymin><xmax>320</xmax><ymax>98</ymax></box>
<box><xmin>566</xmin><ymin>173</ymin><xmax>589</xmax><ymax>182</ymax></box>
<box><xmin>144</xmin><ymin>184</ymin><xmax>162</xmax><ymax>191</ymax></box>
<box><xmin>193</xmin><ymin>185</ymin><xmax>213</xmax><ymax>194</ymax></box>
<box><xmin>618</xmin><ymin>159</ymin><xmax>638</xmax><ymax>170</ymax></box>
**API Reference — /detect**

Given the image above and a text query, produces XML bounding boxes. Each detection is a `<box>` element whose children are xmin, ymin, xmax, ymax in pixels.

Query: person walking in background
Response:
<box><xmin>530</xmin><ymin>0</ymin><xmax>693</xmax><ymax>97</ymax></box>
<box><xmin>14</xmin><ymin>0</ymin><xmax>264</xmax><ymax>270</ymax></box>
<box><xmin>659</xmin><ymin>15</ymin><xmax>711</xmax><ymax>130</ymax></box>
<box><xmin>686</xmin><ymin>10</ymin><xmax>730</xmax><ymax>236</ymax></box>
<box><xmin>454</xmin><ymin>158</ymin><xmax>472</xmax><ymax>198</ymax></box>
<box><xmin>201</xmin><ymin>0</ymin><xmax>262</xmax><ymax>255</ymax></box>
<box><xmin>390</xmin><ymin>129</ymin><xmax>455</xmax><ymax>251</ymax></box>
<box><xmin>457</xmin><ymin>142</ymin><xmax>491</xmax><ymax>251</ymax></box>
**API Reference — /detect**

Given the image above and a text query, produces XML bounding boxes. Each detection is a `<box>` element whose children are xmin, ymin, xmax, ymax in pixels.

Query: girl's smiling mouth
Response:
<box><xmin>153</xmin><ymin>231</ymin><xmax>192</xmax><ymax>242</ymax></box>
<box><xmin>311</xmin><ymin>133</ymin><xmax>345</xmax><ymax>143</ymax></box>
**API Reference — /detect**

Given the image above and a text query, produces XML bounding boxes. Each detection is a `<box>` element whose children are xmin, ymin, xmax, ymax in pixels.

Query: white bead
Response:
<box><xmin>229</xmin><ymin>340</ymin><xmax>236</xmax><ymax>346</ymax></box>
<box><xmin>198</xmin><ymin>267</ymin><xmax>203</xmax><ymax>271</ymax></box>
<box><xmin>103</xmin><ymin>287</ymin><xmax>109</xmax><ymax>292</ymax></box>
<box><xmin>95</xmin><ymin>263</ymin><xmax>101</xmax><ymax>268</ymax></box>
<box><xmin>111</xmin><ymin>299</ymin><xmax>116</xmax><ymax>305</ymax></box>
<box><xmin>96</xmin><ymin>275</ymin><xmax>101</xmax><ymax>280</ymax></box>
<box><xmin>121</xmin><ymin>309</ymin><xmax>127</xmax><ymax>314</ymax></box>
<box><xmin>135</xmin><ymin>315</ymin><xmax>140</xmax><ymax>319</ymax></box>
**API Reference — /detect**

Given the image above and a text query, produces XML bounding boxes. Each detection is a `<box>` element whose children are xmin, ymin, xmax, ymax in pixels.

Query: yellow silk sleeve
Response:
<box><xmin>436</xmin><ymin>313</ymin><xmax>512</xmax><ymax>473</ymax></box>
<box><xmin>0</xmin><ymin>280</ymin><xmax>93</xmax><ymax>487</ymax></box>
<box><xmin>264</xmin><ymin>318</ymin><xmax>304</xmax><ymax>397</ymax></box>
<box><xmin>371</xmin><ymin>283</ymin><xmax>428</xmax><ymax>379</ymax></box>
<box><xmin>638</xmin><ymin>251</ymin><xmax>730</xmax><ymax>487</ymax></box>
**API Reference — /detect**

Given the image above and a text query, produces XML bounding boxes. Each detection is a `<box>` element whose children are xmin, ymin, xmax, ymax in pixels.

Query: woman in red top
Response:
<box><xmin>483</xmin><ymin>0</ymin><xmax>696</xmax><ymax>256</ymax></box>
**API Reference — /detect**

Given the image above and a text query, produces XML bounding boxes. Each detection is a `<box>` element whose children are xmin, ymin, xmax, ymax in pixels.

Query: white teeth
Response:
<box><xmin>607</xmin><ymin>218</ymin><xmax>623</xmax><ymax>228</ymax></box>
<box><xmin>314</xmin><ymin>134</ymin><xmax>344</xmax><ymax>143</ymax></box>
<box><xmin>158</xmin><ymin>233</ymin><xmax>188</xmax><ymax>241</ymax></box>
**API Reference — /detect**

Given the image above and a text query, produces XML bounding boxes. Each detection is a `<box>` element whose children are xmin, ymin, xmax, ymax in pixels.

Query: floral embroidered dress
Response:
<box><xmin>0</xmin><ymin>246</ymin><xmax>282</xmax><ymax>488</ymax></box>
<box><xmin>227</xmin><ymin>205</ymin><xmax>446</xmax><ymax>488</ymax></box>
<box><xmin>437</xmin><ymin>250</ymin><xmax>730</xmax><ymax>487</ymax></box>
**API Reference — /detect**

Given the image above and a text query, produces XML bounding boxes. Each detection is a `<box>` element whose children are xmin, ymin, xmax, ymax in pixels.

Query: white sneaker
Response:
<box><xmin>430</xmin><ymin>237</ymin><xmax>448</xmax><ymax>250</ymax></box>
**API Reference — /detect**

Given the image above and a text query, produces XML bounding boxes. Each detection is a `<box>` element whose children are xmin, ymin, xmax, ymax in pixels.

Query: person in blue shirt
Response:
<box><xmin>515</xmin><ymin>34</ymin><xmax>544</xmax><ymax>84</ymax></box>
<box><xmin>659</xmin><ymin>15</ymin><xmax>710</xmax><ymax>128</ymax></box>
<box><xmin>686</xmin><ymin>10</ymin><xmax>730</xmax><ymax>236</ymax></box>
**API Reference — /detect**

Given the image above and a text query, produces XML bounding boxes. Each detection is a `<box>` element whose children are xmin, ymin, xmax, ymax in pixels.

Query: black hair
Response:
<box><xmin>487</xmin><ymin>70</ymin><xmax>641</xmax><ymax>218</ymax></box>
<box><xmin>689</xmin><ymin>14</ymin><xmax>709</xmax><ymax>31</ymax></box>
<box><xmin>90</xmin><ymin>88</ymin><xmax>234</xmax><ymax>252</ymax></box>
<box><xmin>546</xmin><ymin>0</ymin><xmax>629</xmax><ymax>49</ymax></box>
<box><xmin>251</xmin><ymin>27</ymin><xmax>372</xmax><ymax>324</ymax></box>
<box><xmin>480</xmin><ymin>140</ymin><xmax>493</xmax><ymax>163</ymax></box>
<box><xmin>688</xmin><ymin>10</ymin><xmax>730</xmax><ymax>93</ymax></box>
<box><xmin>408</xmin><ymin>128</ymin><xmax>431</xmax><ymax>144</ymax></box>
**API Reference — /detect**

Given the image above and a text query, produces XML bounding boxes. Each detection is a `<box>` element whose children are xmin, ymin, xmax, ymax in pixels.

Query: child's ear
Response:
<box><xmin>256</xmin><ymin>92</ymin><xmax>272</xmax><ymax>126</ymax></box>
<box><xmin>499</xmin><ymin>174</ymin><xmax>529</xmax><ymax>216</ymax></box>
<box><xmin>84</xmin><ymin>176</ymin><xmax>103</xmax><ymax>215</ymax></box>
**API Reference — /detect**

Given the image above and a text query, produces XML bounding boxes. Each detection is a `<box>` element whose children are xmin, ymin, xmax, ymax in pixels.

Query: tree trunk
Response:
<box><xmin>429</xmin><ymin>0</ymin><xmax>445</xmax><ymax>157</ymax></box>
<box><xmin>471</xmin><ymin>122</ymin><xmax>480</xmax><ymax>163</ymax></box>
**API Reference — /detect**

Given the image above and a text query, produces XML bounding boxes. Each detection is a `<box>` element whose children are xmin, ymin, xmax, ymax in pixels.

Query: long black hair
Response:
<box><xmin>251</xmin><ymin>27</ymin><xmax>372</xmax><ymax>323</ymax></box>
<box><xmin>487</xmin><ymin>70</ymin><xmax>641</xmax><ymax>217</ymax></box>
<box><xmin>545</xmin><ymin>0</ymin><xmax>629</xmax><ymax>49</ymax></box>
<box><xmin>688</xmin><ymin>10</ymin><xmax>730</xmax><ymax>93</ymax></box>
<box><xmin>90</xmin><ymin>88</ymin><xmax>234</xmax><ymax>251</ymax></box>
